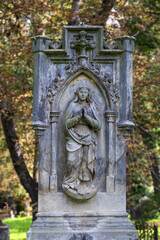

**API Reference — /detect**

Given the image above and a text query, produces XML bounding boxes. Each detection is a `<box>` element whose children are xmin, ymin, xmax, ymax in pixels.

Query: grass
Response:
<box><xmin>3</xmin><ymin>217</ymin><xmax>32</xmax><ymax>240</ymax></box>
<box><xmin>148</xmin><ymin>218</ymin><xmax>160</xmax><ymax>223</ymax></box>
<box><xmin>148</xmin><ymin>218</ymin><xmax>160</xmax><ymax>238</ymax></box>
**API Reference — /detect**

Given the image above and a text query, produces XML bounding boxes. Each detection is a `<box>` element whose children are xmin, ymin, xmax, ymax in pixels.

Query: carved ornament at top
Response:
<box><xmin>70</xmin><ymin>30</ymin><xmax>96</xmax><ymax>58</ymax></box>
<box><xmin>49</xmin><ymin>38</ymin><xmax>62</xmax><ymax>49</ymax></box>
<box><xmin>103</xmin><ymin>38</ymin><xmax>119</xmax><ymax>50</ymax></box>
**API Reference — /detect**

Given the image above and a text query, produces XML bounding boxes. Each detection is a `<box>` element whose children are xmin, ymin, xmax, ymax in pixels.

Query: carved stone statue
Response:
<box><xmin>62</xmin><ymin>86</ymin><xmax>101</xmax><ymax>199</ymax></box>
<box><xmin>28</xmin><ymin>27</ymin><xmax>138</xmax><ymax>240</ymax></box>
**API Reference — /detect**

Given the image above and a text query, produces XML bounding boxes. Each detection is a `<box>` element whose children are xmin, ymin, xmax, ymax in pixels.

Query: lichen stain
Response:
<box><xmin>69</xmin><ymin>233</ymin><xmax>94</xmax><ymax>240</ymax></box>
<box><xmin>65</xmin><ymin>216</ymin><xmax>98</xmax><ymax>231</ymax></box>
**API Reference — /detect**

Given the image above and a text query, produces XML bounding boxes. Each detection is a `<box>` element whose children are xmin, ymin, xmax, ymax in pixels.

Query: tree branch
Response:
<box><xmin>130</xmin><ymin>0</ymin><xmax>159</xmax><ymax>49</ymax></box>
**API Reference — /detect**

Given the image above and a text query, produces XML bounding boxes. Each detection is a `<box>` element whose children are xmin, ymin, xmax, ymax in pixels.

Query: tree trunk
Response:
<box><xmin>99</xmin><ymin>0</ymin><xmax>117</xmax><ymax>20</ymax></box>
<box><xmin>150</xmin><ymin>154</ymin><xmax>160</xmax><ymax>195</ymax></box>
<box><xmin>1</xmin><ymin>112</ymin><xmax>38</xmax><ymax>221</ymax></box>
<box><xmin>68</xmin><ymin>0</ymin><xmax>82</xmax><ymax>25</ymax></box>
<box><xmin>138</xmin><ymin>126</ymin><xmax>160</xmax><ymax>196</ymax></box>
<box><xmin>68</xmin><ymin>0</ymin><xmax>116</xmax><ymax>26</ymax></box>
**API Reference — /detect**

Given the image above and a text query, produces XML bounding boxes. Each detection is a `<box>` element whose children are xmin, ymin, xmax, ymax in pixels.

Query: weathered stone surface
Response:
<box><xmin>62</xmin><ymin>85</ymin><xmax>102</xmax><ymax>200</ymax></box>
<box><xmin>28</xmin><ymin>25</ymin><xmax>138</xmax><ymax>239</ymax></box>
<box><xmin>69</xmin><ymin>233</ymin><xmax>93</xmax><ymax>240</ymax></box>
<box><xmin>0</xmin><ymin>221</ymin><xmax>10</xmax><ymax>240</ymax></box>
<box><xmin>27</xmin><ymin>213</ymin><xmax>138</xmax><ymax>240</ymax></box>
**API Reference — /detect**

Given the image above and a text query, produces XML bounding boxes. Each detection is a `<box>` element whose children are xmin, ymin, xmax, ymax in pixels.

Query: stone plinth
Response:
<box><xmin>28</xmin><ymin>213</ymin><xmax>138</xmax><ymax>240</ymax></box>
<box><xmin>0</xmin><ymin>221</ymin><xmax>10</xmax><ymax>240</ymax></box>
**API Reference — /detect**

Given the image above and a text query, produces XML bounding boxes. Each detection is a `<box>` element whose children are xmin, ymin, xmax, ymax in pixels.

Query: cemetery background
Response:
<box><xmin>0</xmin><ymin>0</ymin><xmax>159</xmax><ymax>237</ymax></box>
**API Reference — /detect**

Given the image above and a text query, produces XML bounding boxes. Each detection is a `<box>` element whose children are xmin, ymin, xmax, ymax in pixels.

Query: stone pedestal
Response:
<box><xmin>0</xmin><ymin>221</ymin><xmax>10</xmax><ymax>240</ymax></box>
<box><xmin>28</xmin><ymin>26</ymin><xmax>138</xmax><ymax>240</ymax></box>
<box><xmin>28</xmin><ymin>213</ymin><xmax>137</xmax><ymax>240</ymax></box>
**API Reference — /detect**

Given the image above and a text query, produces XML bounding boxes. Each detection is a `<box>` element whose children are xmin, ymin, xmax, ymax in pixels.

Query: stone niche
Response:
<box><xmin>27</xmin><ymin>26</ymin><xmax>138</xmax><ymax>240</ymax></box>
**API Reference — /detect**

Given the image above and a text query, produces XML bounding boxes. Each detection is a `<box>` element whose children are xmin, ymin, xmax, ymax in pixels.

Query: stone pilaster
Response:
<box><xmin>31</xmin><ymin>36</ymin><xmax>51</xmax><ymax>124</ymax></box>
<box><xmin>116</xmin><ymin>36</ymin><xmax>135</xmax><ymax>132</ymax></box>
<box><xmin>105</xmin><ymin>110</ymin><xmax>116</xmax><ymax>193</ymax></box>
<box><xmin>49</xmin><ymin>110</ymin><xmax>60</xmax><ymax>192</ymax></box>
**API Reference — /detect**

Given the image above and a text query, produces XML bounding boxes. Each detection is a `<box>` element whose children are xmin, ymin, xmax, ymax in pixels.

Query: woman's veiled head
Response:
<box><xmin>74</xmin><ymin>86</ymin><xmax>92</xmax><ymax>103</ymax></box>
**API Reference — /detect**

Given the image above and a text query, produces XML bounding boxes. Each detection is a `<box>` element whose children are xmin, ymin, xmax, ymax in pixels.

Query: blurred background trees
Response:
<box><xmin>0</xmin><ymin>0</ymin><xmax>159</xmax><ymax>221</ymax></box>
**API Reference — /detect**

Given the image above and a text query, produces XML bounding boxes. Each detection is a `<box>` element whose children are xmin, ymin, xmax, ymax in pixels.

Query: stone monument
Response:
<box><xmin>27</xmin><ymin>25</ymin><xmax>138</xmax><ymax>240</ymax></box>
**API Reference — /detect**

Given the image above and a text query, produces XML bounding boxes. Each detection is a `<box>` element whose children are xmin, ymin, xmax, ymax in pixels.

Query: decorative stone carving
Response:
<box><xmin>46</xmin><ymin>88</ymin><xmax>57</xmax><ymax>103</ymax></box>
<box><xmin>47</xmin><ymin>74</ymin><xmax>64</xmax><ymax>103</ymax></box>
<box><xmin>65</xmin><ymin>55</ymin><xmax>120</xmax><ymax>106</ymax></box>
<box><xmin>49</xmin><ymin>38</ymin><xmax>62</xmax><ymax>49</ymax></box>
<box><xmin>65</xmin><ymin>63</ymin><xmax>119</xmax><ymax>105</ymax></box>
<box><xmin>31</xmin><ymin>121</ymin><xmax>48</xmax><ymax>136</ymax></box>
<box><xmin>65</xmin><ymin>61</ymin><xmax>78</xmax><ymax>74</ymax></box>
<box><xmin>71</xmin><ymin>30</ymin><xmax>95</xmax><ymax>56</ymax></box>
<box><xmin>65</xmin><ymin>61</ymin><xmax>102</xmax><ymax>78</ymax></box>
<box><xmin>28</xmin><ymin>26</ymin><xmax>138</xmax><ymax>240</ymax></box>
<box><xmin>88</xmin><ymin>62</ymin><xmax>101</xmax><ymax>76</ymax></box>
<box><xmin>105</xmin><ymin>110</ymin><xmax>115</xmax><ymax>123</ymax></box>
<box><xmin>103</xmin><ymin>73</ymin><xmax>120</xmax><ymax>104</ymax></box>
<box><xmin>50</xmin><ymin>110</ymin><xmax>59</xmax><ymax>123</ymax></box>
<box><xmin>62</xmin><ymin>86</ymin><xmax>101</xmax><ymax>200</ymax></box>
<box><xmin>71</xmin><ymin>30</ymin><xmax>95</xmax><ymax>65</ymax></box>
<box><xmin>47</xmin><ymin>78</ymin><xmax>61</xmax><ymax>191</ymax></box>
<box><xmin>103</xmin><ymin>38</ymin><xmax>119</xmax><ymax>50</ymax></box>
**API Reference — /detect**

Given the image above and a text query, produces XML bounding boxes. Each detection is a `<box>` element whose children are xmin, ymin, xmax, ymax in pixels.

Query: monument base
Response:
<box><xmin>27</xmin><ymin>212</ymin><xmax>138</xmax><ymax>240</ymax></box>
<box><xmin>0</xmin><ymin>221</ymin><xmax>10</xmax><ymax>240</ymax></box>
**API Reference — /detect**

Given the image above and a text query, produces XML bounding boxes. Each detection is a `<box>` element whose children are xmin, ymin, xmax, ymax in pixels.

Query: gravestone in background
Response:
<box><xmin>0</xmin><ymin>220</ymin><xmax>10</xmax><ymax>240</ymax></box>
<box><xmin>27</xmin><ymin>25</ymin><xmax>138</xmax><ymax>240</ymax></box>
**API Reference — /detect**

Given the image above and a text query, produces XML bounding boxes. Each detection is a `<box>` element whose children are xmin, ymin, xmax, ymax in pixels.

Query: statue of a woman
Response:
<box><xmin>62</xmin><ymin>86</ymin><xmax>101</xmax><ymax>199</ymax></box>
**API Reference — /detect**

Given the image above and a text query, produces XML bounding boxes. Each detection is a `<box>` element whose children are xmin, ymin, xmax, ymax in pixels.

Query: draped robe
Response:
<box><xmin>62</xmin><ymin>99</ymin><xmax>101</xmax><ymax>196</ymax></box>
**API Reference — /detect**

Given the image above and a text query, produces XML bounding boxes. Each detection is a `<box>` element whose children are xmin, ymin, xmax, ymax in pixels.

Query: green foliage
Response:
<box><xmin>4</xmin><ymin>217</ymin><xmax>32</xmax><ymax>240</ymax></box>
<box><xmin>126</xmin><ymin>52</ymin><xmax>160</xmax><ymax>220</ymax></box>
<box><xmin>141</xmin><ymin>195</ymin><xmax>160</xmax><ymax>221</ymax></box>
<box><xmin>110</xmin><ymin>0</ymin><xmax>160</xmax><ymax>221</ymax></box>
<box><xmin>134</xmin><ymin>195</ymin><xmax>160</xmax><ymax>223</ymax></box>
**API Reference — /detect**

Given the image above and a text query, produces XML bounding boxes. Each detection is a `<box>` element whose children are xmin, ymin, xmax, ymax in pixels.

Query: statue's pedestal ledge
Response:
<box><xmin>27</xmin><ymin>213</ymin><xmax>138</xmax><ymax>240</ymax></box>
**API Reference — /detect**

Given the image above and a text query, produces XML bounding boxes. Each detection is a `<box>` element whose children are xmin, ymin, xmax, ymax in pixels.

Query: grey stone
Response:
<box><xmin>62</xmin><ymin>85</ymin><xmax>101</xmax><ymax>200</ymax></box>
<box><xmin>0</xmin><ymin>220</ymin><xmax>10</xmax><ymax>240</ymax></box>
<box><xmin>69</xmin><ymin>233</ymin><xmax>93</xmax><ymax>240</ymax></box>
<box><xmin>28</xmin><ymin>25</ymin><xmax>138</xmax><ymax>239</ymax></box>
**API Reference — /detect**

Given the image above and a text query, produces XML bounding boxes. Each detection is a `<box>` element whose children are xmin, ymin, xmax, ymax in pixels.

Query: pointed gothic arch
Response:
<box><xmin>52</xmin><ymin>67</ymin><xmax>113</xmax><ymax>111</ymax></box>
